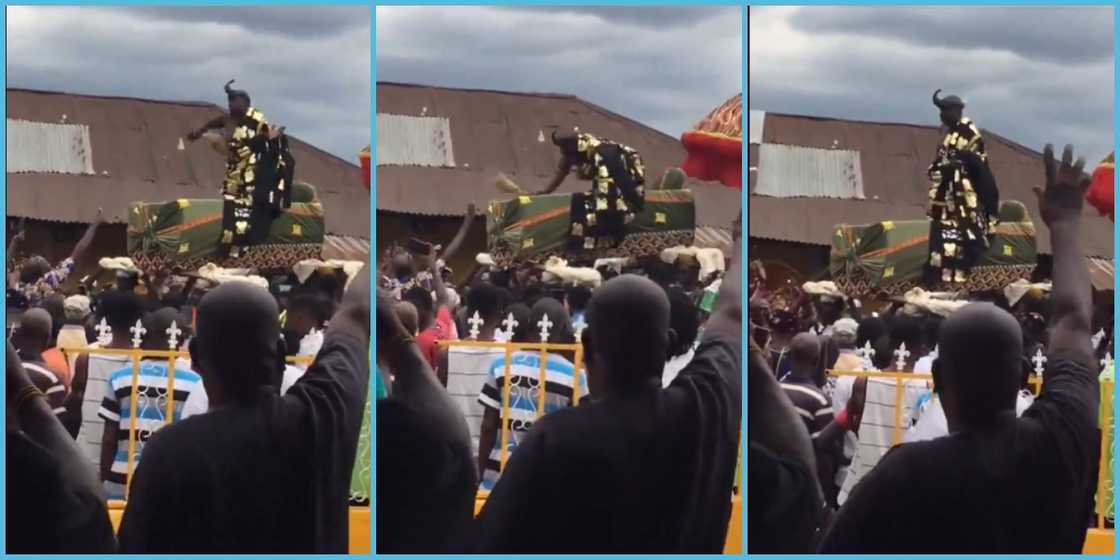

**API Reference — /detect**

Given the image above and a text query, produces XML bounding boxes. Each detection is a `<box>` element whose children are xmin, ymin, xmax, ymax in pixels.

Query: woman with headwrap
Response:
<box><xmin>926</xmin><ymin>89</ymin><xmax>1000</xmax><ymax>285</ymax></box>
<box><xmin>537</xmin><ymin>130</ymin><xmax>646</xmax><ymax>252</ymax></box>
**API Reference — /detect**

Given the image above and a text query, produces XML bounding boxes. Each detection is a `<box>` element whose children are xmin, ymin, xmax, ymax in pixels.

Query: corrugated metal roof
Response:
<box><xmin>754</xmin><ymin>143</ymin><xmax>864</xmax><ymax>199</ymax></box>
<box><xmin>375</xmin><ymin>82</ymin><xmax>740</xmax><ymax>229</ymax></box>
<box><xmin>6</xmin><ymin>88</ymin><xmax>369</xmax><ymax>238</ymax></box>
<box><xmin>323</xmin><ymin>234</ymin><xmax>370</xmax><ymax>261</ymax></box>
<box><xmin>376</xmin><ymin>114</ymin><xmax>455</xmax><ymax>167</ymax></box>
<box><xmin>1088</xmin><ymin>257</ymin><xmax>1114</xmax><ymax>292</ymax></box>
<box><xmin>748</xmin><ymin>110</ymin><xmax>765</xmax><ymax>144</ymax></box>
<box><xmin>7</xmin><ymin>119</ymin><xmax>95</xmax><ymax>175</ymax></box>
<box><xmin>748</xmin><ymin>112</ymin><xmax>1113</xmax><ymax>257</ymax></box>
<box><xmin>694</xmin><ymin>226</ymin><xmax>733</xmax><ymax>253</ymax></box>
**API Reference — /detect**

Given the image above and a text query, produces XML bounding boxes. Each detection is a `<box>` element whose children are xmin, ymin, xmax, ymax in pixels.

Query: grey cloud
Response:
<box><xmin>7</xmin><ymin>6</ymin><xmax>370</xmax><ymax>161</ymax></box>
<box><xmin>376</xmin><ymin>6</ymin><xmax>741</xmax><ymax>138</ymax></box>
<box><xmin>750</xmin><ymin>7</ymin><xmax>1113</xmax><ymax>163</ymax></box>
<box><xmin>502</xmin><ymin>6</ymin><xmax>738</xmax><ymax>28</ymax></box>
<box><xmin>788</xmin><ymin>7</ymin><xmax>1113</xmax><ymax>64</ymax></box>
<box><xmin>104</xmin><ymin>6</ymin><xmax>370</xmax><ymax>38</ymax></box>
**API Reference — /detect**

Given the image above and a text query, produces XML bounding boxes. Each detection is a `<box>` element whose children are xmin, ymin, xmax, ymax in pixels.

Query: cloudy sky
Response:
<box><xmin>749</xmin><ymin>6</ymin><xmax>1114</xmax><ymax>163</ymax></box>
<box><xmin>7</xmin><ymin>6</ymin><xmax>370</xmax><ymax>161</ymax></box>
<box><xmin>376</xmin><ymin>6</ymin><xmax>741</xmax><ymax>138</ymax></box>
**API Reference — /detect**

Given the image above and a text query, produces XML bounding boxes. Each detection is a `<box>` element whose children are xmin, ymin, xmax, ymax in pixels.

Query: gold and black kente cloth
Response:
<box><xmin>926</xmin><ymin>117</ymin><xmax>994</xmax><ymax>284</ymax></box>
<box><xmin>567</xmin><ymin>133</ymin><xmax>646</xmax><ymax>251</ymax></box>
<box><xmin>221</xmin><ymin>107</ymin><xmax>294</xmax><ymax>258</ymax></box>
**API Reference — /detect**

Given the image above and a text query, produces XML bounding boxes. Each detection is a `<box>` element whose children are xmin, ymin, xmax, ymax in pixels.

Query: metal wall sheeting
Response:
<box><xmin>754</xmin><ymin>143</ymin><xmax>865</xmax><ymax>199</ymax></box>
<box><xmin>748</xmin><ymin>110</ymin><xmax>765</xmax><ymax>144</ymax></box>
<box><xmin>376</xmin><ymin>113</ymin><xmax>455</xmax><ymax>167</ymax></box>
<box><xmin>323</xmin><ymin>234</ymin><xmax>371</xmax><ymax>262</ymax></box>
<box><xmin>694</xmin><ymin>226</ymin><xmax>733</xmax><ymax>253</ymax></box>
<box><xmin>7</xmin><ymin>118</ymin><xmax>95</xmax><ymax>175</ymax></box>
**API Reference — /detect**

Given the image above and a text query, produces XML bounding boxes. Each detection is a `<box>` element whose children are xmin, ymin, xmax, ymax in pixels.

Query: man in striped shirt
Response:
<box><xmin>780</xmin><ymin>332</ymin><xmax>841</xmax><ymax>507</ymax></box>
<box><xmin>477</xmin><ymin>298</ymin><xmax>587</xmax><ymax>490</ymax></box>
<box><xmin>98</xmin><ymin>308</ymin><xmax>206</xmax><ymax>500</ymax></box>
<box><xmin>13</xmin><ymin>308</ymin><xmax>67</xmax><ymax>416</ymax></box>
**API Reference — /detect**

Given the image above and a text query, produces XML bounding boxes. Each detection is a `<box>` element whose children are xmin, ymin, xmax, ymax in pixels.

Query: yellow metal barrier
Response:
<box><xmin>831</xmin><ymin>370</ymin><xmax>1114</xmax><ymax>553</ymax></box>
<box><xmin>106</xmin><ymin>501</ymin><xmax>370</xmax><ymax>552</ymax></box>
<box><xmin>447</xmin><ymin>337</ymin><xmax>742</xmax><ymax>551</ymax></box>
<box><xmin>58</xmin><ymin>347</ymin><xmax>377</xmax><ymax>552</ymax></box>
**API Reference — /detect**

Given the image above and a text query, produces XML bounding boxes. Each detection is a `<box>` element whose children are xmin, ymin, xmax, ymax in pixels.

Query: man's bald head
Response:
<box><xmin>790</xmin><ymin>333</ymin><xmax>820</xmax><ymax>365</ymax></box>
<box><xmin>585</xmin><ymin>275</ymin><xmax>671</xmax><ymax>392</ymax></box>
<box><xmin>15</xmin><ymin>308</ymin><xmax>53</xmax><ymax>352</ymax></box>
<box><xmin>935</xmin><ymin>303</ymin><xmax>1023</xmax><ymax>430</ymax></box>
<box><xmin>193</xmin><ymin>282</ymin><xmax>282</xmax><ymax>402</ymax></box>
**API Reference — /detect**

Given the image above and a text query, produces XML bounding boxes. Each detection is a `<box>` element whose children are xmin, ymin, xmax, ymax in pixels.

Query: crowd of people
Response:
<box><xmin>6</xmin><ymin>220</ymin><xmax>371</xmax><ymax>553</ymax></box>
<box><xmin>750</xmin><ymin>144</ymin><xmax>1112</xmax><ymax>552</ymax></box>
<box><xmin>376</xmin><ymin>216</ymin><xmax>743</xmax><ymax>552</ymax></box>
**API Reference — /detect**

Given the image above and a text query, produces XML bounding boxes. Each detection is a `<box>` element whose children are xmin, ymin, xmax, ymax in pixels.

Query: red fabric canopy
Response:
<box><xmin>1086</xmin><ymin>152</ymin><xmax>1113</xmax><ymax>222</ymax></box>
<box><xmin>680</xmin><ymin>94</ymin><xmax>742</xmax><ymax>189</ymax></box>
<box><xmin>681</xmin><ymin>131</ymin><xmax>741</xmax><ymax>189</ymax></box>
<box><xmin>359</xmin><ymin>147</ymin><xmax>371</xmax><ymax>192</ymax></box>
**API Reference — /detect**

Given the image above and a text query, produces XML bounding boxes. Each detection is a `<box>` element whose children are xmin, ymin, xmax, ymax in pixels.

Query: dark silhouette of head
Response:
<box><xmin>530</xmin><ymin>298</ymin><xmax>573</xmax><ymax>344</ymax></box>
<box><xmin>665</xmin><ymin>286</ymin><xmax>699</xmax><ymax>359</ymax></box>
<box><xmin>402</xmin><ymin>286</ymin><xmax>434</xmax><ymax>331</ymax></box>
<box><xmin>41</xmin><ymin>293</ymin><xmax>66</xmax><ymax>343</ymax></box>
<box><xmin>584</xmin><ymin>274</ymin><xmax>673</xmax><ymax>397</ymax></box>
<box><xmin>466</xmin><ymin>282</ymin><xmax>506</xmax><ymax>327</ymax></box>
<box><xmin>394</xmin><ymin>301</ymin><xmax>419</xmax><ymax>337</ymax></box>
<box><xmin>225</xmin><ymin>80</ymin><xmax>251</xmax><ymax>118</ymax></box>
<box><xmin>503</xmin><ymin>303</ymin><xmax>533</xmax><ymax>343</ymax></box>
<box><xmin>933</xmin><ymin>89</ymin><xmax>965</xmax><ymax>128</ymax></box>
<box><xmin>788</xmin><ymin>332</ymin><xmax>821</xmax><ymax>385</ymax></box>
<box><xmin>933</xmin><ymin>303</ymin><xmax>1022</xmax><ymax>432</ymax></box>
<box><xmin>890</xmin><ymin>314</ymin><xmax>926</xmax><ymax>357</ymax></box>
<box><xmin>98</xmin><ymin>290</ymin><xmax>146</xmax><ymax>334</ymax></box>
<box><xmin>13</xmin><ymin>308</ymin><xmax>52</xmax><ymax>357</ymax></box>
<box><xmin>190</xmin><ymin>283</ymin><xmax>283</xmax><ymax>406</ymax></box>
<box><xmin>140</xmin><ymin>307</ymin><xmax>181</xmax><ymax>352</ymax></box>
<box><xmin>564</xmin><ymin>285</ymin><xmax>593</xmax><ymax>316</ymax></box>
<box><xmin>286</xmin><ymin>289</ymin><xmax>335</xmax><ymax>339</ymax></box>
<box><xmin>19</xmin><ymin>256</ymin><xmax>51</xmax><ymax>285</ymax></box>
<box><xmin>857</xmin><ymin>317</ymin><xmax>892</xmax><ymax>369</ymax></box>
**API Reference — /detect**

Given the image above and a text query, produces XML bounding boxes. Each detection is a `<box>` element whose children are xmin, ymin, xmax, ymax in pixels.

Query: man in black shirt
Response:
<box><xmin>7</xmin><ymin>341</ymin><xmax>116</xmax><ymax>553</ymax></box>
<box><xmin>820</xmin><ymin>145</ymin><xmax>1099</xmax><ymax>553</ymax></box>
<box><xmin>118</xmin><ymin>269</ymin><xmax>369</xmax><ymax>553</ymax></box>
<box><xmin>474</xmin><ymin>224</ymin><xmax>741</xmax><ymax>553</ymax></box>
<box><xmin>376</xmin><ymin>289</ymin><xmax>476</xmax><ymax>553</ymax></box>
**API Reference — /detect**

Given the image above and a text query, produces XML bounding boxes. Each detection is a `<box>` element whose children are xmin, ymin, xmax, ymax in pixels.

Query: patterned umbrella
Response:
<box><xmin>680</xmin><ymin>93</ymin><xmax>742</xmax><ymax>188</ymax></box>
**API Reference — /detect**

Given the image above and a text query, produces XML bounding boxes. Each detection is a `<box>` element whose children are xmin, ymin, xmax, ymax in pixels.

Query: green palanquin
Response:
<box><xmin>486</xmin><ymin>189</ymin><xmax>696</xmax><ymax>267</ymax></box>
<box><xmin>127</xmin><ymin>198</ymin><xmax>324</xmax><ymax>274</ymax></box>
<box><xmin>830</xmin><ymin>202</ymin><xmax>1037</xmax><ymax>295</ymax></box>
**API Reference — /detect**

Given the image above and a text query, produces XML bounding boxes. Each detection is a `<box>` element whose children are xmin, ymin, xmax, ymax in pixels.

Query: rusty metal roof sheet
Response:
<box><xmin>375</xmin><ymin>82</ymin><xmax>741</xmax><ymax>228</ymax></box>
<box><xmin>749</xmin><ymin>112</ymin><xmax>1113</xmax><ymax>257</ymax></box>
<box><xmin>6</xmin><ymin>88</ymin><xmax>369</xmax><ymax>238</ymax></box>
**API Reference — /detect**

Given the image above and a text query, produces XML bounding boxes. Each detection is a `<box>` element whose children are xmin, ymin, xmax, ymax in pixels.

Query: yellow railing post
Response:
<box><xmin>536</xmin><ymin>346</ymin><xmax>548</xmax><ymax>419</ymax></box>
<box><xmin>165</xmin><ymin>354</ymin><xmax>176</xmax><ymax>426</ymax></box>
<box><xmin>572</xmin><ymin>345</ymin><xmax>584</xmax><ymax>406</ymax></box>
<box><xmin>125</xmin><ymin>349</ymin><xmax>141</xmax><ymax>499</ymax></box>
<box><xmin>1097</xmin><ymin>379</ymin><xmax>1112</xmax><ymax>529</ymax></box>
<box><xmin>499</xmin><ymin>345</ymin><xmax>514</xmax><ymax>473</ymax></box>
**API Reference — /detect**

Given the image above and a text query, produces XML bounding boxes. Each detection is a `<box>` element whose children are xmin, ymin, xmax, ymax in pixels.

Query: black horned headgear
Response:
<box><xmin>225</xmin><ymin>79</ymin><xmax>251</xmax><ymax>105</ymax></box>
<box><xmin>932</xmin><ymin>89</ymin><xmax>964</xmax><ymax>111</ymax></box>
